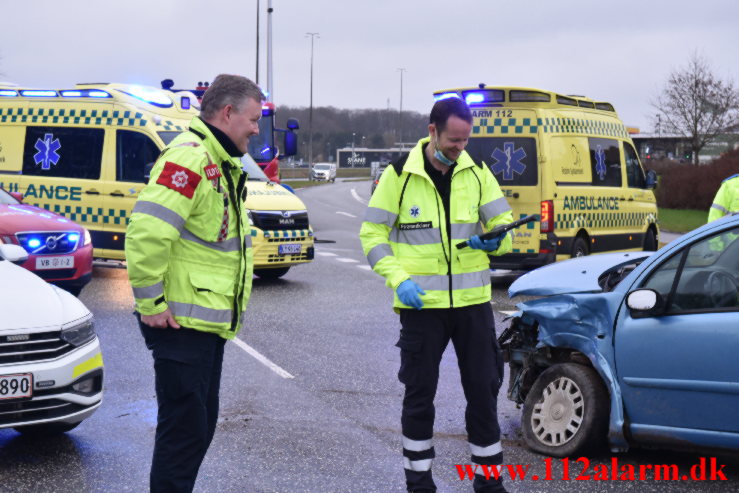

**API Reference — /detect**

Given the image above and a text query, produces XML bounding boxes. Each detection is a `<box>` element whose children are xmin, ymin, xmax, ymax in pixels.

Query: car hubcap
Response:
<box><xmin>531</xmin><ymin>376</ymin><xmax>584</xmax><ymax>446</ymax></box>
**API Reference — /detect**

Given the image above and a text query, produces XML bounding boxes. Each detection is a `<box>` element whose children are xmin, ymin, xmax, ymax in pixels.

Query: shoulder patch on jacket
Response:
<box><xmin>156</xmin><ymin>162</ymin><xmax>202</xmax><ymax>199</ymax></box>
<box><xmin>391</xmin><ymin>153</ymin><xmax>410</xmax><ymax>175</ymax></box>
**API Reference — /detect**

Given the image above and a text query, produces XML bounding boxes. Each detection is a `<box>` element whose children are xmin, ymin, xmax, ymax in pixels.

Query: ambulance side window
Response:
<box><xmin>624</xmin><ymin>142</ymin><xmax>646</xmax><ymax>189</ymax></box>
<box><xmin>588</xmin><ymin>137</ymin><xmax>621</xmax><ymax>187</ymax></box>
<box><xmin>22</xmin><ymin>127</ymin><xmax>103</xmax><ymax>179</ymax></box>
<box><xmin>117</xmin><ymin>130</ymin><xmax>161</xmax><ymax>183</ymax></box>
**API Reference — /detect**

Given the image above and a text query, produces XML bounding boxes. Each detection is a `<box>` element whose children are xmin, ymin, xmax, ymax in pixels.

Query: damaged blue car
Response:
<box><xmin>499</xmin><ymin>214</ymin><xmax>739</xmax><ymax>457</ymax></box>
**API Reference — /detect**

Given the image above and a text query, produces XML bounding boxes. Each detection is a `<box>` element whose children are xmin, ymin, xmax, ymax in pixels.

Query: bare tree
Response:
<box><xmin>653</xmin><ymin>53</ymin><xmax>739</xmax><ymax>165</ymax></box>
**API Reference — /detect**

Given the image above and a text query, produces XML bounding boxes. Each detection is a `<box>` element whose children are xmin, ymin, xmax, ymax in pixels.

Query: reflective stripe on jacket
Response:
<box><xmin>126</xmin><ymin>116</ymin><xmax>253</xmax><ymax>339</ymax></box>
<box><xmin>360</xmin><ymin>137</ymin><xmax>513</xmax><ymax>310</ymax></box>
<box><xmin>708</xmin><ymin>174</ymin><xmax>739</xmax><ymax>222</ymax></box>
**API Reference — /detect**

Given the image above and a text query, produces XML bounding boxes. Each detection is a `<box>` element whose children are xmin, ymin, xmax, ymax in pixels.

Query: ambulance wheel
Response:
<box><xmin>643</xmin><ymin>229</ymin><xmax>658</xmax><ymax>251</ymax></box>
<box><xmin>255</xmin><ymin>267</ymin><xmax>290</xmax><ymax>280</ymax></box>
<box><xmin>14</xmin><ymin>421</ymin><xmax>81</xmax><ymax>436</ymax></box>
<box><xmin>522</xmin><ymin>363</ymin><xmax>609</xmax><ymax>458</ymax></box>
<box><xmin>571</xmin><ymin>237</ymin><xmax>589</xmax><ymax>258</ymax></box>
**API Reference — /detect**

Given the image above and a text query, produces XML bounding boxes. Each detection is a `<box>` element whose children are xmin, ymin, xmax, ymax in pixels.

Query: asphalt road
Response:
<box><xmin>1</xmin><ymin>179</ymin><xmax>736</xmax><ymax>493</ymax></box>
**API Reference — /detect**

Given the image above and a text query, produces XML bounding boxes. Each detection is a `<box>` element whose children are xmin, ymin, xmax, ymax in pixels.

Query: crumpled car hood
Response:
<box><xmin>508</xmin><ymin>252</ymin><xmax>652</xmax><ymax>298</ymax></box>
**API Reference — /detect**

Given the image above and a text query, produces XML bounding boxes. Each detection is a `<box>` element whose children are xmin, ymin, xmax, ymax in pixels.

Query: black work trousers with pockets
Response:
<box><xmin>139</xmin><ymin>320</ymin><xmax>226</xmax><ymax>493</ymax></box>
<box><xmin>397</xmin><ymin>302</ymin><xmax>505</xmax><ymax>493</ymax></box>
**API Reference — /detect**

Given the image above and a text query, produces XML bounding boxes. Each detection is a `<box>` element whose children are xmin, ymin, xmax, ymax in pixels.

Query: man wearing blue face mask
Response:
<box><xmin>360</xmin><ymin>97</ymin><xmax>513</xmax><ymax>492</ymax></box>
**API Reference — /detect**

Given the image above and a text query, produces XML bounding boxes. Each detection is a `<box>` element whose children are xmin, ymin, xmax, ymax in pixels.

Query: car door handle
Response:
<box><xmin>110</xmin><ymin>191</ymin><xmax>125</xmax><ymax>197</ymax></box>
<box><xmin>85</xmin><ymin>189</ymin><xmax>100</xmax><ymax>195</ymax></box>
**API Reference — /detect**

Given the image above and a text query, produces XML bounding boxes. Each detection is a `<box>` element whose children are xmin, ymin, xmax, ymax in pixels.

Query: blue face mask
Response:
<box><xmin>433</xmin><ymin>143</ymin><xmax>455</xmax><ymax>167</ymax></box>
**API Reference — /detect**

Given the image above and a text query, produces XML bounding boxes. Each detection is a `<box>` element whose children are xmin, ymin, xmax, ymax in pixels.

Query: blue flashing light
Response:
<box><xmin>433</xmin><ymin>92</ymin><xmax>460</xmax><ymax>102</ymax></box>
<box><xmin>21</xmin><ymin>90</ymin><xmax>58</xmax><ymax>98</ymax></box>
<box><xmin>60</xmin><ymin>89</ymin><xmax>112</xmax><ymax>98</ymax></box>
<box><xmin>0</xmin><ymin>89</ymin><xmax>19</xmax><ymax>97</ymax></box>
<box><xmin>27</xmin><ymin>238</ymin><xmax>42</xmax><ymax>249</ymax></box>
<box><xmin>465</xmin><ymin>92</ymin><xmax>485</xmax><ymax>105</ymax></box>
<box><xmin>117</xmin><ymin>86</ymin><xmax>173</xmax><ymax>108</ymax></box>
<box><xmin>67</xmin><ymin>233</ymin><xmax>80</xmax><ymax>244</ymax></box>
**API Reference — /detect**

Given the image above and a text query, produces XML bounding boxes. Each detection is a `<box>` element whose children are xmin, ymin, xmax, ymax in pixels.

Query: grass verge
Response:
<box><xmin>658</xmin><ymin>208</ymin><xmax>707</xmax><ymax>233</ymax></box>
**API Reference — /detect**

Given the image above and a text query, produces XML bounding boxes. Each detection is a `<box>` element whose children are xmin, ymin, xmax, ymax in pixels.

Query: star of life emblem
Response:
<box><xmin>410</xmin><ymin>205</ymin><xmax>421</xmax><ymax>218</ymax></box>
<box><xmin>171</xmin><ymin>170</ymin><xmax>189</xmax><ymax>188</ymax></box>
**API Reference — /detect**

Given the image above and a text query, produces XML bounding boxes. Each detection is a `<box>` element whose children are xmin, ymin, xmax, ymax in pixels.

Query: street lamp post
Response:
<box><xmin>397</xmin><ymin>68</ymin><xmax>406</xmax><ymax>147</ymax></box>
<box><xmin>306</xmin><ymin>32</ymin><xmax>319</xmax><ymax>168</ymax></box>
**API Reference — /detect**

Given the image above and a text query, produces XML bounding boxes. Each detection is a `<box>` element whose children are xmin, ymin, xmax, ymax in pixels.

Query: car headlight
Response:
<box><xmin>61</xmin><ymin>317</ymin><xmax>95</xmax><ymax>346</ymax></box>
<box><xmin>83</xmin><ymin>228</ymin><xmax>92</xmax><ymax>246</ymax></box>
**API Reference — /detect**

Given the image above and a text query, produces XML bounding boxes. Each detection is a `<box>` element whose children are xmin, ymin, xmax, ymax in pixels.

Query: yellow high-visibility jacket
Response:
<box><xmin>360</xmin><ymin>137</ymin><xmax>513</xmax><ymax>310</ymax></box>
<box><xmin>125</xmin><ymin>117</ymin><xmax>253</xmax><ymax>339</ymax></box>
<box><xmin>709</xmin><ymin>174</ymin><xmax>739</xmax><ymax>222</ymax></box>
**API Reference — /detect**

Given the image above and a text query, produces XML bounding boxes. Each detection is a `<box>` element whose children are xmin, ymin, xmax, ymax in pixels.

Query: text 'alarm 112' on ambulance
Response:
<box><xmin>433</xmin><ymin>85</ymin><xmax>659</xmax><ymax>270</ymax></box>
<box><xmin>0</xmin><ymin>82</ymin><xmax>312</xmax><ymax>280</ymax></box>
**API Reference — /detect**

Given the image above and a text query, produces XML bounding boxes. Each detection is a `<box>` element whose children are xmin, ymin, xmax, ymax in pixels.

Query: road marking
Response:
<box><xmin>358</xmin><ymin>265</ymin><xmax>372</xmax><ymax>271</ymax></box>
<box><xmin>316</xmin><ymin>251</ymin><xmax>338</xmax><ymax>257</ymax></box>
<box><xmin>351</xmin><ymin>188</ymin><xmax>367</xmax><ymax>205</ymax></box>
<box><xmin>231</xmin><ymin>337</ymin><xmax>295</xmax><ymax>379</ymax></box>
<box><xmin>336</xmin><ymin>211</ymin><xmax>357</xmax><ymax>218</ymax></box>
<box><xmin>337</xmin><ymin>257</ymin><xmax>359</xmax><ymax>263</ymax></box>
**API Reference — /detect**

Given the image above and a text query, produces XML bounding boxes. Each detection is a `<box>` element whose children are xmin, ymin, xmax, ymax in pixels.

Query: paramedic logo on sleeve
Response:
<box><xmin>156</xmin><ymin>162</ymin><xmax>202</xmax><ymax>198</ymax></box>
<box><xmin>33</xmin><ymin>133</ymin><xmax>62</xmax><ymax>170</ymax></box>
<box><xmin>410</xmin><ymin>205</ymin><xmax>421</xmax><ymax>218</ymax></box>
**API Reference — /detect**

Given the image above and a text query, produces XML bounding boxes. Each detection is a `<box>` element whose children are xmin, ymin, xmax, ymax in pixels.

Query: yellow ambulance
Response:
<box><xmin>433</xmin><ymin>86</ymin><xmax>659</xmax><ymax>270</ymax></box>
<box><xmin>0</xmin><ymin>82</ymin><xmax>313</xmax><ymax>279</ymax></box>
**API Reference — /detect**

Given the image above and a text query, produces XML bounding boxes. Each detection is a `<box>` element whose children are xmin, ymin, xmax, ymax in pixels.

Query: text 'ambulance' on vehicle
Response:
<box><xmin>433</xmin><ymin>86</ymin><xmax>659</xmax><ymax>270</ymax></box>
<box><xmin>0</xmin><ymin>82</ymin><xmax>313</xmax><ymax>279</ymax></box>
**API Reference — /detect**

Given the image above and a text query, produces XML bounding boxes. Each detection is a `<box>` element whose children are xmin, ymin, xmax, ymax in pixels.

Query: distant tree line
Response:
<box><xmin>274</xmin><ymin>106</ymin><xmax>429</xmax><ymax>162</ymax></box>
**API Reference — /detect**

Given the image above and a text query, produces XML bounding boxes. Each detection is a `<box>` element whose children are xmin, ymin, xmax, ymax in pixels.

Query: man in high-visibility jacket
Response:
<box><xmin>126</xmin><ymin>74</ymin><xmax>260</xmax><ymax>493</ymax></box>
<box><xmin>708</xmin><ymin>174</ymin><xmax>739</xmax><ymax>222</ymax></box>
<box><xmin>360</xmin><ymin>97</ymin><xmax>513</xmax><ymax>493</ymax></box>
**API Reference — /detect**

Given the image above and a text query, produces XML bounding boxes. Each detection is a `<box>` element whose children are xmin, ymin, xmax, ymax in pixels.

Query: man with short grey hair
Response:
<box><xmin>126</xmin><ymin>73</ymin><xmax>263</xmax><ymax>492</ymax></box>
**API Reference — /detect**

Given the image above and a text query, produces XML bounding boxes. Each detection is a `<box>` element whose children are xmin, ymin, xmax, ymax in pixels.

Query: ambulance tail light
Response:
<box><xmin>540</xmin><ymin>200</ymin><xmax>553</xmax><ymax>233</ymax></box>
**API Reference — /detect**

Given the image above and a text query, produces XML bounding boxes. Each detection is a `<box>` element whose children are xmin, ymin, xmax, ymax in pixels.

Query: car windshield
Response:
<box><xmin>314</xmin><ymin>164</ymin><xmax>331</xmax><ymax>170</ymax></box>
<box><xmin>240</xmin><ymin>153</ymin><xmax>270</xmax><ymax>181</ymax></box>
<box><xmin>0</xmin><ymin>187</ymin><xmax>20</xmax><ymax>205</ymax></box>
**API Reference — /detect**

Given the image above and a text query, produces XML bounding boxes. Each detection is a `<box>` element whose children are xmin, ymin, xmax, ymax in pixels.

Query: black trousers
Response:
<box><xmin>397</xmin><ymin>303</ymin><xmax>505</xmax><ymax>493</ymax></box>
<box><xmin>139</xmin><ymin>320</ymin><xmax>226</xmax><ymax>493</ymax></box>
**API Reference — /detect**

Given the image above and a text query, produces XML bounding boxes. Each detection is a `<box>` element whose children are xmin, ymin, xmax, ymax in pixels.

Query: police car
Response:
<box><xmin>0</xmin><ymin>243</ymin><xmax>103</xmax><ymax>435</ymax></box>
<box><xmin>0</xmin><ymin>186</ymin><xmax>92</xmax><ymax>296</ymax></box>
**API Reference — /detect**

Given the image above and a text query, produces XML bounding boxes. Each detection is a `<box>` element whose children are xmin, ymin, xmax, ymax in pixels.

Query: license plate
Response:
<box><xmin>0</xmin><ymin>373</ymin><xmax>33</xmax><ymax>400</ymax></box>
<box><xmin>36</xmin><ymin>256</ymin><xmax>74</xmax><ymax>270</ymax></box>
<box><xmin>278</xmin><ymin>244</ymin><xmax>302</xmax><ymax>255</ymax></box>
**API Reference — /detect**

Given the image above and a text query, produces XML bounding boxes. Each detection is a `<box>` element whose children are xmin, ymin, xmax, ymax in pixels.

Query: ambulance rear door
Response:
<box><xmin>466</xmin><ymin>108</ymin><xmax>541</xmax><ymax>256</ymax></box>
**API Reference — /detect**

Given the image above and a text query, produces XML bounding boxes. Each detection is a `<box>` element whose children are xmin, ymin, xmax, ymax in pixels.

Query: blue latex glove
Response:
<box><xmin>468</xmin><ymin>232</ymin><xmax>506</xmax><ymax>252</ymax></box>
<box><xmin>396</xmin><ymin>279</ymin><xmax>426</xmax><ymax>310</ymax></box>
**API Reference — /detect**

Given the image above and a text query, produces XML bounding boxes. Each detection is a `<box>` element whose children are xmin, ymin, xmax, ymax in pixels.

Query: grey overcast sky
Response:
<box><xmin>2</xmin><ymin>0</ymin><xmax>737</xmax><ymax>131</ymax></box>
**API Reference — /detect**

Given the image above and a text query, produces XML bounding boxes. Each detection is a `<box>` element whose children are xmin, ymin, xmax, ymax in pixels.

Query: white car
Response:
<box><xmin>0</xmin><ymin>244</ymin><xmax>103</xmax><ymax>435</ymax></box>
<box><xmin>310</xmin><ymin>162</ymin><xmax>336</xmax><ymax>182</ymax></box>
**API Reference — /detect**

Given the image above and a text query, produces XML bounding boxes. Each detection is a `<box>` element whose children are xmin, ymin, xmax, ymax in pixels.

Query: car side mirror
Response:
<box><xmin>10</xmin><ymin>192</ymin><xmax>24</xmax><ymax>203</ymax></box>
<box><xmin>626</xmin><ymin>288</ymin><xmax>665</xmax><ymax>317</ymax></box>
<box><xmin>0</xmin><ymin>244</ymin><xmax>29</xmax><ymax>265</ymax></box>
<box><xmin>645</xmin><ymin>169</ymin><xmax>657</xmax><ymax>189</ymax></box>
<box><xmin>282</xmin><ymin>131</ymin><xmax>298</xmax><ymax>158</ymax></box>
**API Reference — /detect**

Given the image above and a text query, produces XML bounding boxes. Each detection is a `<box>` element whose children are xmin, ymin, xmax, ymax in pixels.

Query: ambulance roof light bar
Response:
<box><xmin>20</xmin><ymin>90</ymin><xmax>58</xmax><ymax>98</ymax></box>
<box><xmin>0</xmin><ymin>89</ymin><xmax>19</xmax><ymax>97</ymax></box>
<box><xmin>115</xmin><ymin>86</ymin><xmax>173</xmax><ymax>108</ymax></box>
